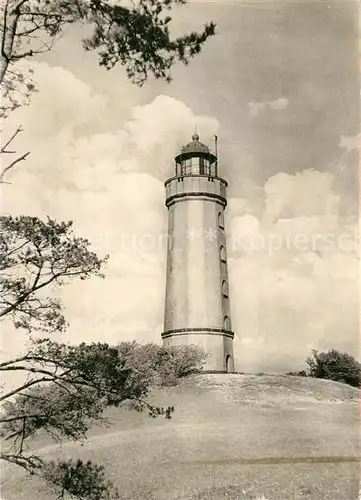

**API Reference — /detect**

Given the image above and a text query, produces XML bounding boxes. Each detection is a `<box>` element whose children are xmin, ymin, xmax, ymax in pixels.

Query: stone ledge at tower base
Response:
<box><xmin>161</xmin><ymin>327</ymin><xmax>234</xmax><ymax>339</ymax></box>
<box><xmin>161</xmin><ymin>327</ymin><xmax>235</xmax><ymax>372</ymax></box>
<box><xmin>199</xmin><ymin>370</ymin><xmax>237</xmax><ymax>375</ymax></box>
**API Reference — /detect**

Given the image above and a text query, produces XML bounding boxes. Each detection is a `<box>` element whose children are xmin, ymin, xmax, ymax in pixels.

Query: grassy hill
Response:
<box><xmin>2</xmin><ymin>374</ymin><xmax>360</xmax><ymax>500</ymax></box>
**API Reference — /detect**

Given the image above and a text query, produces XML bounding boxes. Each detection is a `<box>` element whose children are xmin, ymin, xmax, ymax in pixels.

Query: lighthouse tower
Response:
<box><xmin>162</xmin><ymin>133</ymin><xmax>235</xmax><ymax>373</ymax></box>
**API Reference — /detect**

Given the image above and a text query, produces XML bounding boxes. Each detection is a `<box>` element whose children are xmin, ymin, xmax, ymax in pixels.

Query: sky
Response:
<box><xmin>2</xmin><ymin>0</ymin><xmax>359</xmax><ymax>373</ymax></box>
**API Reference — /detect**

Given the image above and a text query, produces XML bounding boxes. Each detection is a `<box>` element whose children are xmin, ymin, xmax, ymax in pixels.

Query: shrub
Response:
<box><xmin>154</xmin><ymin>344</ymin><xmax>208</xmax><ymax>385</ymax></box>
<box><xmin>306</xmin><ymin>349</ymin><xmax>361</xmax><ymax>388</ymax></box>
<box><xmin>285</xmin><ymin>370</ymin><xmax>308</xmax><ymax>377</ymax></box>
<box><xmin>117</xmin><ymin>342</ymin><xmax>208</xmax><ymax>387</ymax></box>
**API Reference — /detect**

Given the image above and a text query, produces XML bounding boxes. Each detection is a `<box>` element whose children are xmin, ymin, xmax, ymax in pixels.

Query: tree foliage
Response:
<box><xmin>1</xmin><ymin>0</ymin><xmax>216</xmax><ymax>102</ymax></box>
<box><xmin>0</xmin><ymin>338</ymin><xmax>175</xmax><ymax>499</ymax></box>
<box><xmin>0</xmin><ymin>216</ymin><xmax>119</xmax><ymax>498</ymax></box>
<box><xmin>0</xmin><ymin>125</ymin><xmax>30</xmax><ymax>183</ymax></box>
<box><xmin>117</xmin><ymin>341</ymin><xmax>207</xmax><ymax>387</ymax></box>
<box><xmin>43</xmin><ymin>459</ymin><xmax>120</xmax><ymax>500</ymax></box>
<box><xmin>0</xmin><ymin>215</ymin><xmax>207</xmax><ymax>499</ymax></box>
<box><xmin>306</xmin><ymin>349</ymin><xmax>361</xmax><ymax>388</ymax></box>
<box><xmin>1</xmin><ymin>2</ymin><xmax>215</xmax><ymax>497</ymax></box>
<box><xmin>0</xmin><ymin>215</ymin><xmax>107</xmax><ymax>332</ymax></box>
<box><xmin>285</xmin><ymin>370</ymin><xmax>307</xmax><ymax>377</ymax></box>
<box><xmin>1</xmin><ymin>0</ymin><xmax>216</xmax><ymax>181</ymax></box>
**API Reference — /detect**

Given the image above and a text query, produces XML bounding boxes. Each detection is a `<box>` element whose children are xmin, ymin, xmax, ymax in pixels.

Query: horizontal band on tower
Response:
<box><xmin>161</xmin><ymin>327</ymin><xmax>234</xmax><ymax>339</ymax></box>
<box><xmin>164</xmin><ymin>173</ymin><xmax>228</xmax><ymax>188</ymax></box>
<box><xmin>165</xmin><ymin>192</ymin><xmax>227</xmax><ymax>208</ymax></box>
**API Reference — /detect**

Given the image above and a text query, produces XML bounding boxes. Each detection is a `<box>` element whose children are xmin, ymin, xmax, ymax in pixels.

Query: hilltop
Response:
<box><xmin>2</xmin><ymin>374</ymin><xmax>360</xmax><ymax>500</ymax></box>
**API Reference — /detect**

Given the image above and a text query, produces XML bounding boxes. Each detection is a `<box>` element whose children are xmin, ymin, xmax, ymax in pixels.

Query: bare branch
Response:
<box><xmin>0</xmin><ymin>377</ymin><xmax>54</xmax><ymax>403</ymax></box>
<box><xmin>0</xmin><ymin>125</ymin><xmax>30</xmax><ymax>182</ymax></box>
<box><xmin>1</xmin><ymin>0</ymin><xmax>30</xmax><ymax>83</ymax></box>
<box><xmin>18</xmin><ymin>416</ymin><xmax>26</xmax><ymax>454</ymax></box>
<box><xmin>1</xmin><ymin>125</ymin><xmax>23</xmax><ymax>152</ymax></box>
<box><xmin>0</xmin><ymin>150</ymin><xmax>30</xmax><ymax>182</ymax></box>
<box><xmin>0</xmin><ymin>354</ymin><xmax>32</xmax><ymax>368</ymax></box>
<box><xmin>3</xmin><ymin>239</ymin><xmax>32</xmax><ymax>258</ymax></box>
<box><xmin>1</xmin><ymin>452</ymin><xmax>43</xmax><ymax>474</ymax></box>
<box><xmin>0</xmin><ymin>413</ymin><xmax>48</xmax><ymax>425</ymax></box>
<box><xmin>10</xmin><ymin>49</ymin><xmax>34</xmax><ymax>60</ymax></box>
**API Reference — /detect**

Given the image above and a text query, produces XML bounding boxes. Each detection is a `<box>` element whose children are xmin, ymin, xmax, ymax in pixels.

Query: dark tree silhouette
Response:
<box><xmin>0</xmin><ymin>0</ymin><xmax>216</xmax><ymax>181</ymax></box>
<box><xmin>306</xmin><ymin>349</ymin><xmax>361</xmax><ymax>388</ymax></box>
<box><xmin>0</xmin><ymin>216</ymin><xmax>175</xmax><ymax>499</ymax></box>
<box><xmin>1</xmin><ymin>3</ymin><xmax>215</xmax><ymax>496</ymax></box>
<box><xmin>0</xmin><ymin>215</ymin><xmax>107</xmax><ymax>332</ymax></box>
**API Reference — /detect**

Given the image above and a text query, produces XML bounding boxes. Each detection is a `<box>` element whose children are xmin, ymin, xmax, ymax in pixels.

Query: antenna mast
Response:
<box><xmin>214</xmin><ymin>134</ymin><xmax>218</xmax><ymax>174</ymax></box>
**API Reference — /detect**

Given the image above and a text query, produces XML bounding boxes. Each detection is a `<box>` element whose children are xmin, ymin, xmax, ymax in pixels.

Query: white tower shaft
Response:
<box><xmin>162</xmin><ymin>134</ymin><xmax>234</xmax><ymax>372</ymax></box>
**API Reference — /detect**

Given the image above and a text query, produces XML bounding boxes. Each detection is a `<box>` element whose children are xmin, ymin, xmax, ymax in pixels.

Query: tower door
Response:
<box><xmin>225</xmin><ymin>355</ymin><xmax>232</xmax><ymax>373</ymax></box>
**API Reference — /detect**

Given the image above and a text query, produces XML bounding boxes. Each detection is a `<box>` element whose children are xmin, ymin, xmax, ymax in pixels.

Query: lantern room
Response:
<box><xmin>174</xmin><ymin>133</ymin><xmax>218</xmax><ymax>177</ymax></box>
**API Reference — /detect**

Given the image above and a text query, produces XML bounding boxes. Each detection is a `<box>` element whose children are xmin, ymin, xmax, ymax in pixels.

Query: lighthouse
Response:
<box><xmin>161</xmin><ymin>133</ymin><xmax>235</xmax><ymax>373</ymax></box>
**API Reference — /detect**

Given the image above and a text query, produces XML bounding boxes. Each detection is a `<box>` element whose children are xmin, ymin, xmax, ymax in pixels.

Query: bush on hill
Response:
<box><xmin>117</xmin><ymin>342</ymin><xmax>208</xmax><ymax>387</ymax></box>
<box><xmin>285</xmin><ymin>370</ymin><xmax>308</xmax><ymax>377</ymax></box>
<box><xmin>306</xmin><ymin>349</ymin><xmax>361</xmax><ymax>388</ymax></box>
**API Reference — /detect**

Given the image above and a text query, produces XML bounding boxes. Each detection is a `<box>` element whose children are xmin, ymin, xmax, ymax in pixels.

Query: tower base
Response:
<box><xmin>162</xmin><ymin>327</ymin><xmax>235</xmax><ymax>373</ymax></box>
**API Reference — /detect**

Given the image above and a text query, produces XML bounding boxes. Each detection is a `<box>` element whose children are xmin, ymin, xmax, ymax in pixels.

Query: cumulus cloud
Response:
<box><xmin>339</xmin><ymin>133</ymin><xmax>360</xmax><ymax>152</ymax></box>
<box><xmin>269</xmin><ymin>97</ymin><xmax>289</xmax><ymax>111</ymax></box>
<box><xmin>229</xmin><ymin>167</ymin><xmax>358</xmax><ymax>371</ymax></box>
<box><xmin>327</xmin><ymin>134</ymin><xmax>359</xmax><ymax>218</ymax></box>
<box><xmin>263</xmin><ymin>169</ymin><xmax>339</xmax><ymax>222</ymax></box>
<box><xmin>248</xmin><ymin>97</ymin><xmax>289</xmax><ymax>118</ymax></box>
<box><xmin>228</xmin><ymin>198</ymin><xmax>253</xmax><ymax>217</ymax></box>
<box><xmin>2</xmin><ymin>63</ymin><xmax>358</xmax><ymax>375</ymax></box>
<box><xmin>2</xmin><ymin>62</ymin><xmax>219</xmax><ymax>357</ymax></box>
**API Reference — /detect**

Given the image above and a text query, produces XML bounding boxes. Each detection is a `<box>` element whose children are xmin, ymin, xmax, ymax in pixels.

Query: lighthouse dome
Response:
<box><xmin>181</xmin><ymin>133</ymin><xmax>210</xmax><ymax>155</ymax></box>
<box><xmin>174</xmin><ymin>133</ymin><xmax>217</xmax><ymax>167</ymax></box>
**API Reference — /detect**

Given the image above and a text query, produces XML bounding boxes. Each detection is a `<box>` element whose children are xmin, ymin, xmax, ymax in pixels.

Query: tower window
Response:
<box><xmin>220</xmin><ymin>245</ymin><xmax>226</xmax><ymax>262</ymax></box>
<box><xmin>222</xmin><ymin>280</ymin><xmax>228</xmax><ymax>297</ymax></box>
<box><xmin>199</xmin><ymin>157</ymin><xmax>204</xmax><ymax>175</ymax></box>
<box><xmin>218</xmin><ymin>211</ymin><xmax>224</xmax><ymax>229</ymax></box>
<box><xmin>226</xmin><ymin>354</ymin><xmax>232</xmax><ymax>373</ymax></box>
<box><xmin>169</xmin><ymin>209</ymin><xmax>174</xmax><ymax>231</ymax></box>
<box><xmin>224</xmin><ymin>316</ymin><xmax>231</xmax><ymax>330</ymax></box>
<box><xmin>168</xmin><ymin>235</ymin><xmax>173</xmax><ymax>251</ymax></box>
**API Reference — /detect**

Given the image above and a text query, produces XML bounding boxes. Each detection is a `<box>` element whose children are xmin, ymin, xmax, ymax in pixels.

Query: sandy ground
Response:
<box><xmin>1</xmin><ymin>374</ymin><xmax>360</xmax><ymax>500</ymax></box>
